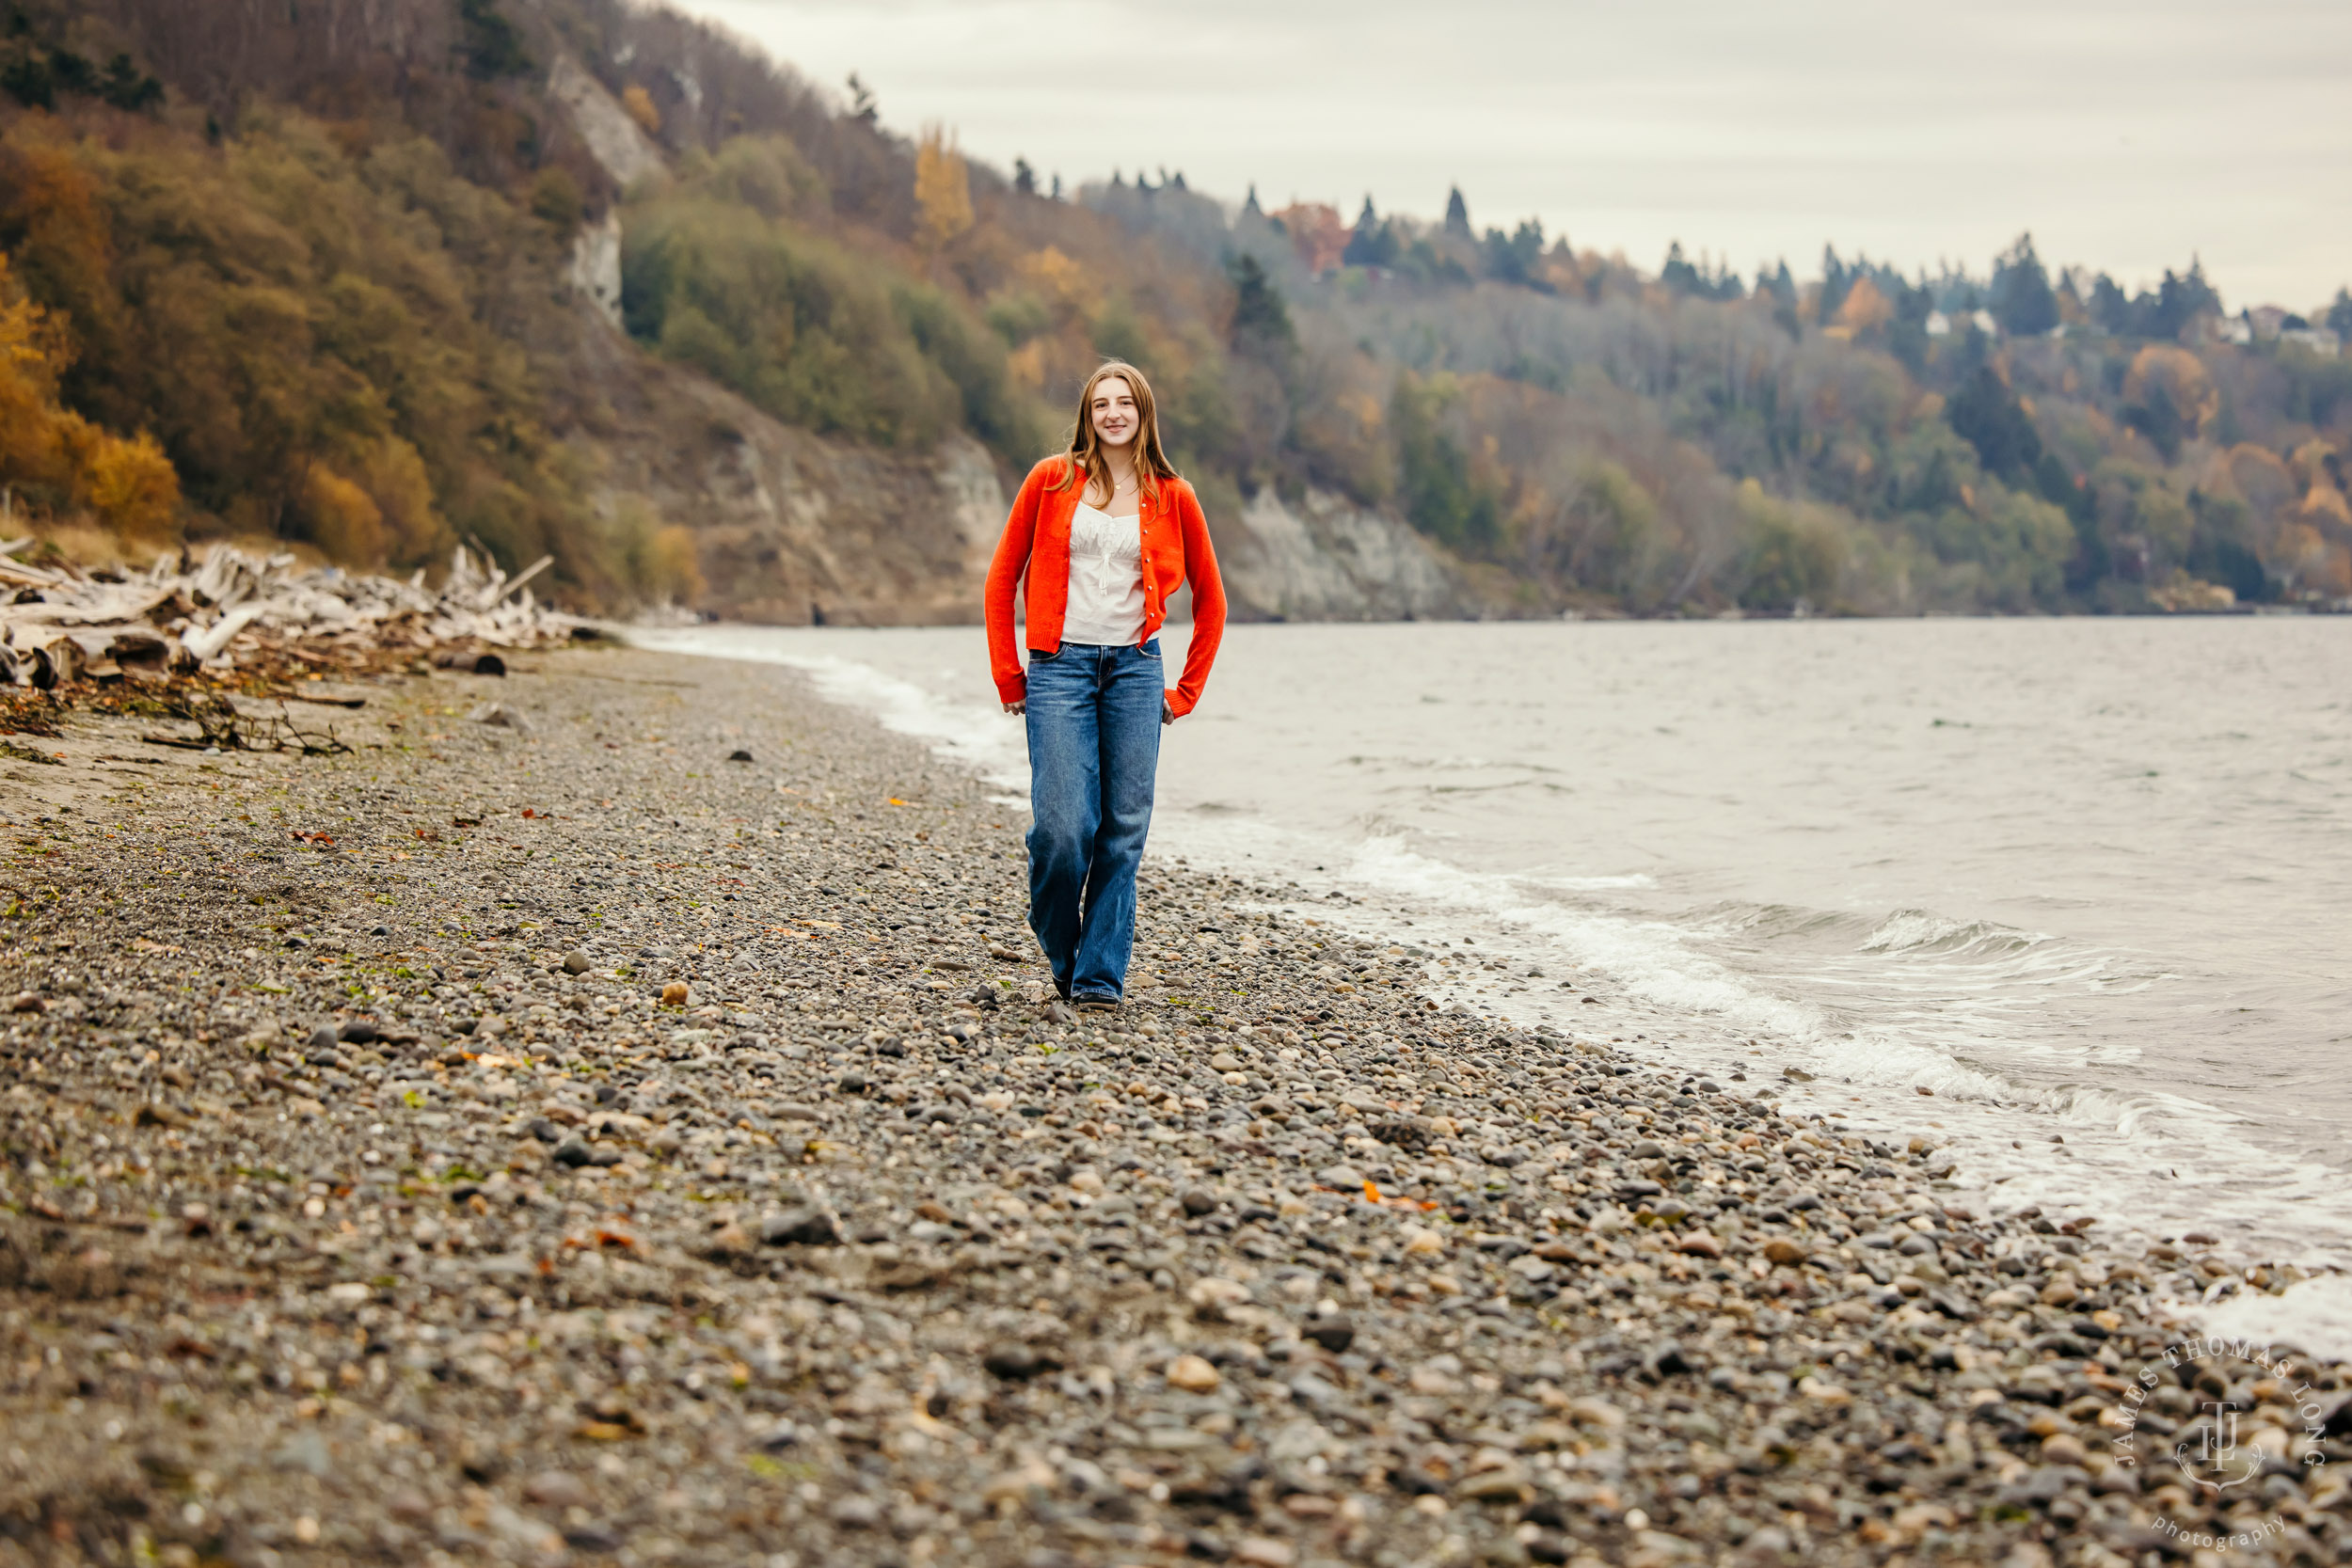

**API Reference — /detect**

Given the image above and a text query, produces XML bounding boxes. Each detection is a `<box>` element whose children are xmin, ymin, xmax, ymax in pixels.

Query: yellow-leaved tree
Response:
<box><xmin>914</xmin><ymin>126</ymin><xmax>973</xmax><ymax>254</ymax></box>
<box><xmin>622</xmin><ymin>85</ymin><xmax>662</xmax><ymax>137</ymax></box>
<box><xmin>0</xmin><ymin>249</ymin><xmax>179</xmax><ymax>540</ymax></box>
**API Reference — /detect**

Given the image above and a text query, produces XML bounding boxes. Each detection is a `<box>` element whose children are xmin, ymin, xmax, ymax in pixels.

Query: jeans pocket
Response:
<box><xmin>1139</xmin><ymin>638</ymin><xmax>1162</xmax><ymax>658</ymax></box>
<box><xmin>1029</xmin><ymin>643</ymin><xmax>1064</xmax><ymax>664</ymax></box>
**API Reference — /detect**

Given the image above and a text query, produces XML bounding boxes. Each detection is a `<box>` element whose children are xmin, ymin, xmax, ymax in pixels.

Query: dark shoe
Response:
<box><xmin>1073</xmin><ymin>993</ymin><xmax>1120</xmax><ymax>1012</ymax></box>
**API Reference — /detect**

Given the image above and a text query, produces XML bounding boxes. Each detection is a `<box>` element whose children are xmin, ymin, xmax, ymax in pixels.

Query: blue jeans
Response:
<box><xmin>1025</xmin><ymin>640</ymin><xmax>1163</xmax><ymax>1002</ymax></box>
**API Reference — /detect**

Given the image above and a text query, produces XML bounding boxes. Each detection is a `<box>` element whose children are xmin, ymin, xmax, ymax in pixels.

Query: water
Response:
<box><xmin>631</xmin><ymin>618</ymin><xmax>2352</xmax><ymax>1335</ymax></box>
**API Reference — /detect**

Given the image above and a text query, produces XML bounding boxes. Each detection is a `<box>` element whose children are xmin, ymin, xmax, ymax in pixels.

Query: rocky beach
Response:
<box><xmin>2</xmin><ymin>645</ymin><xmax>2347</xmax><ymax>1568</ymax></box>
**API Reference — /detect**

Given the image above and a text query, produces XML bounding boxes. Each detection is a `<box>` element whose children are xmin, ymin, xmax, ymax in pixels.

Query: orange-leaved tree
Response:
<box><xmin>0</xmin><ymin>249</ymin><xmax>178</xmax><ymax>540</ymax></box>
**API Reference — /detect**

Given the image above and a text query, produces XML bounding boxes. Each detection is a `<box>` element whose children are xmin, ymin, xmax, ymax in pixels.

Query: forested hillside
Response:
<box><xmin>3</xmin><ymin>0</ymin><xmax>2348</xmax><ymax>616</ymax></box>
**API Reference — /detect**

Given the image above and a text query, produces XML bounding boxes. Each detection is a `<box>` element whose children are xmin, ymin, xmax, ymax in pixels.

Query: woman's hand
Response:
<box><xmin>1162</xmin><ymin>698</ymin><xmax>1175</xmax><ymax>726</ymax></box>
<box><xmin>1004</xmin><ymin>700</ymin><xmax>1025</xmax><ymax>716</ymax></box>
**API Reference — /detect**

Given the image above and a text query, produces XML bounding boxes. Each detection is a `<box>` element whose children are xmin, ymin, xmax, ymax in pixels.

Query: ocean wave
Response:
<box><xmin>1859</xmin><ymin>908</ymin><xmax>2046</xmax><ymax>958</ymax></box>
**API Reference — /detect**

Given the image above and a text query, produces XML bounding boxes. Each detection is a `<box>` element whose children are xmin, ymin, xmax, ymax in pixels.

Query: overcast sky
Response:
<box><xmin>672</xmin><ymin>0</ymin><xmax>2352</xmax><ymax>309</ymax></box>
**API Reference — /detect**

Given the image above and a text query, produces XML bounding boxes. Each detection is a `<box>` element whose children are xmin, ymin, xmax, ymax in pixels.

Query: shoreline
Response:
<box><xmin>2</xmin><ymin>645</ymin><xmax>2347</xmax><ymax>1566</ymax></box>
<box><xmin>630</xmin><ymin>619</ymin><xmax>2352</xmax><ymax>1295</ymax></box>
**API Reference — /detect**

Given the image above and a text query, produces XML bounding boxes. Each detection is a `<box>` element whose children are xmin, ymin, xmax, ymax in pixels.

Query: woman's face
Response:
<box><xmin>1089</xmin><ymin>375</ymin><xmax>1139</xmax><ymax>450</ymax></box>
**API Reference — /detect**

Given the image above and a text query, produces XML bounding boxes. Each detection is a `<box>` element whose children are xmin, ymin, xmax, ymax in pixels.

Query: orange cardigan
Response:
<box><xmin>984</xmin><ymin>456</ymin><xmax>1227</xmax><ymax>716</ymax></box>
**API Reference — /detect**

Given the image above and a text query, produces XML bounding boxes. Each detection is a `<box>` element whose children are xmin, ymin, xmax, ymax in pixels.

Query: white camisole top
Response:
<box><xmin>1061</xmin><ymin>500</ymin><xmax>1147</xmax><ymax>646</ymax></box>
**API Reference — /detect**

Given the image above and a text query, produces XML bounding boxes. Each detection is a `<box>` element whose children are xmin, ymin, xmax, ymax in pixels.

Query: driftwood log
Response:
<box><xmin>0</xmin><ymin>541</ymin><xmax>582</xmax><ymax>690</ymax></box>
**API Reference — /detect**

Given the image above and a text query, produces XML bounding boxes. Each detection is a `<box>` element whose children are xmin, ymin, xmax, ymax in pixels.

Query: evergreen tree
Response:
<box><xmin>1661</xmin><ymin>242</ymin><xmax>1702</xmax><ymax>296</ymax></box>
<box><xmin>1947</xmin><ymin>366</ymin><xmax>2044</xmax><ymax>483</ymax></box>
<box><xmin>2089</xmin><ymin>273</ymin><xmax>2132</xmax><ymax>335</ymax></box>
<box><xmin>1226</xmin><ymin>253</ymin><xmax>1295</xmax><ymax>361</ymax></box>
<box><xmin>1819</xmin><ymin>245</ymin><xmax>1852</xmax><ymax>322</ymax></box>
<box><xmin>1240</xmin><ymin>183</ymin><xmax>1263</xmax><ymax>220</ymax></box>
<box><xmin>1011</xmin><ymin>157</ymin><xmax>1036</xmax><ymax>196</ymax></box>
<box><xmin>99</xmin><ymin>53</ymin><xmax>163</xmax><ymax>111</ymax></box>
<box><xmin>1992</xmin><ymin>232</ymin><xmax>2058</xmax><ymax>337</ymax></box>
<box><xmin>1343</xmin><ymin>196</ymin><xmax>1397</xmax><ymax>268</ymax></box>
<box><xmin>1887</xmin><ymin>277</ymin><xmax>1934</xmax><ymax>372</ymax></box>
<box><xmin>2328</xmin><ymin>288</ymin><xmax>2352</xmax><ymax>339</ymax></box>
<box><xmin>1443</xmin><ymin>185</ymin><xmax>1470</xmax><ymax>239</ymax></box>
<box><xmin>457</xmin><ymin>0</ymin><xmax>531</xmax><ymax>81</ymax></box>
<box><xmin>2151</xmin><ymin>261</ymin><xmax>2221</xmax><ymax>339</ymax></box>
<box><xmin>1483</xmin><ymin>220</ymin><xmax>1544</xmax><ymax>287</ymax></box>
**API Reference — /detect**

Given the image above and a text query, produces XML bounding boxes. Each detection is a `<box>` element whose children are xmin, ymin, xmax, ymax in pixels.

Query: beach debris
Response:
<box><xmin>0</xmin><ymin>542</ymin><xmax>580</xmax><ymax>696</ymax></box>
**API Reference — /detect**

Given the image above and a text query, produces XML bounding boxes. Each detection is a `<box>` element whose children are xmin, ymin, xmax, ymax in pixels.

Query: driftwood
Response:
<box><xmin>0</xmin><ymin>544</ymin><xmax>580</xmax><ymax>691</ymax></box>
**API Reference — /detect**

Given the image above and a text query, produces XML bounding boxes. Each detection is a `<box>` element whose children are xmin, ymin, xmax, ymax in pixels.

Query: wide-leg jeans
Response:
<box><xmin>1024</xmin><ymin>640</ymin><xmax>1163</xmax><ymax>1002</ymax></box>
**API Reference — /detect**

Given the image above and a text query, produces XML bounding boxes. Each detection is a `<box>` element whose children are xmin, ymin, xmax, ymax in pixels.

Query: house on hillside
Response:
<box><xmin>2220</xmin><ymin>313</ymin><xmax>2254</xmax><ymax>345</ymax></box>
<box><xmin>1925</xmin><ymin>309</ymin><xmax>1951</xmax><ymax>337</ymax></box>
<box><xmin>2281</xmin><ymin>325</ymin><xmax>2343</xmax><ymax>356</ymax></box>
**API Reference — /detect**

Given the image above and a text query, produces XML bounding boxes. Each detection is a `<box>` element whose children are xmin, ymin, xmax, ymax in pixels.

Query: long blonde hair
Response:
<box><xmin>1053</xmin><ymin>360</ymin><xmax>1179</xmax><ymax>501</ymax></box>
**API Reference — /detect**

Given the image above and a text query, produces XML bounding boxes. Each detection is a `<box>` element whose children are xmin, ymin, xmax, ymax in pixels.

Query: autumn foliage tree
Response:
<box><xmin>0</xmin><ymin>248</ymin><xmax>177</xmax><ymax>538</ymax></box>
<box><xmin>0</xmin><ymin>0</ymin><xmax>2341</xmax><ymax>616</ymax></box>
<box><xmin>913</xmin><ymin>126</ymin><xmax>973</xmax><ymax>254</ymax></box>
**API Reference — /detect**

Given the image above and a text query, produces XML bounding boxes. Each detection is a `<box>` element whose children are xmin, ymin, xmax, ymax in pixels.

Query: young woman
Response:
<box><xmin>984</xmin><ymin>360</ymin><xmax>1227</xmax><ymax>1008</ymax></box>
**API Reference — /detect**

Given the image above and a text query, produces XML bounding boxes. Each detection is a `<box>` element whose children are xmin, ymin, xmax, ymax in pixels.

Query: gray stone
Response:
<box><xmin>759</xmin><ymin>1206</ymin><xmax>838</xmax><ymax>1245</ymax></box>
<box><xmin>522</xmin><ymin>1471</ymin><xmax>591</xmax><ymax>1512</ymax></box>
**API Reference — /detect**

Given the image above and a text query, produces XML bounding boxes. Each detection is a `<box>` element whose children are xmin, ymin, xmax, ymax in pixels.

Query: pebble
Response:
<box><xmin>1305</xmin><ymin>1313</ymin><xmax>1356</xmax><ymax>1353</ymax></box>
<box><xmin>1166</xmin><ymin>1354</ymin><xmax>1222</xmax><ymax>1393</ymax></box>
<box><xmin>521</xmin><ymin>1470</ymin><xmax>591</xmax><ymax>1511</ymax></box>
<box><xmin>759</xmin><ymin>1205</ymin><xmax>837</xmax><ymax>1245</ymax></box>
